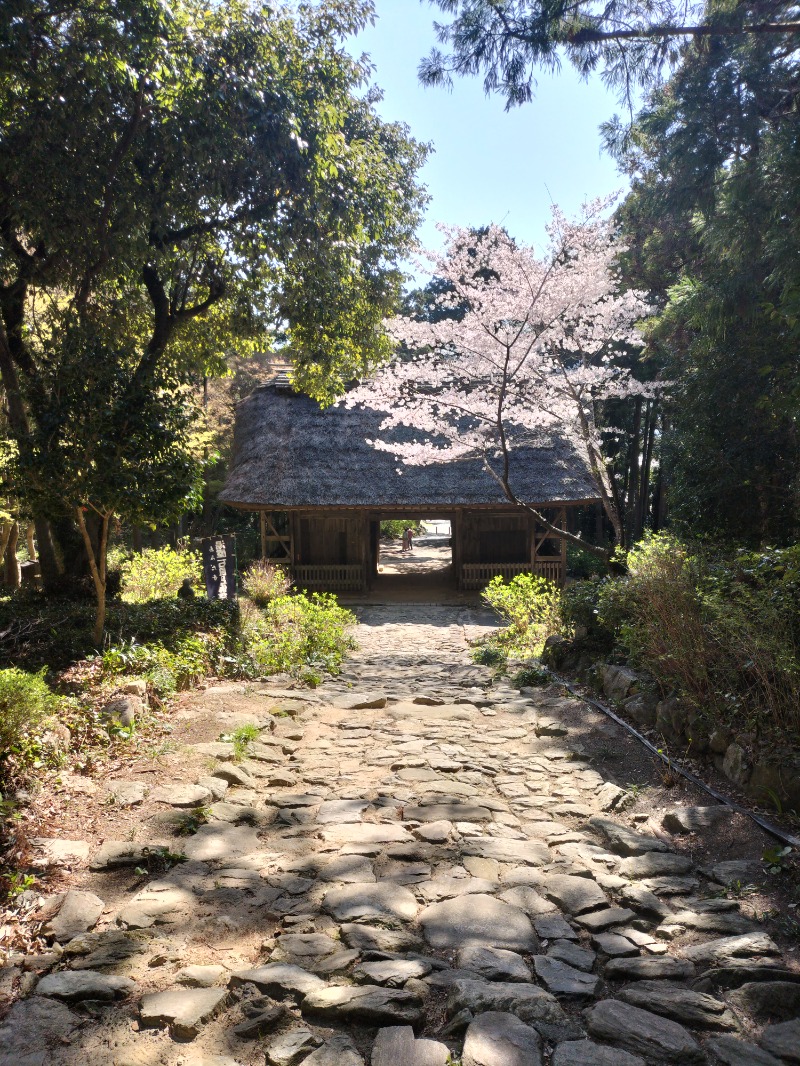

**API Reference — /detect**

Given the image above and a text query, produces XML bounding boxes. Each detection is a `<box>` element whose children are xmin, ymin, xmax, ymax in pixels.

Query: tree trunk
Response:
<box><xmin>32</xmin><ymin>516</ymin><xmax>63</xmax><ymax>588</ymax></box>
<box><xmin>25</xmin><ymin>523</ymin><xmax>36</xmax><ymax>561</ymax></box>
<box><xmin>636</xmin><ymin>400</ymin><xmax>657</xmax><ymax>539</ymax></box>
<box><xmin>3</xmin><ymin>521</ymin><xmax>20</xmax><ymax>588</ymax></box>
<box><xmin>132</xmin><ymin>525</ymin><xmax>143</xmax><ymax>553</ymax></box>
<box><xmin>0</xmin><ymin>521</ymin><xmax>12</xmax><ymax>571</ymax></box>
<box><xmin>76</xmin><ymin>507</ymin><xmax>109</xmax><ymax>644</ymax></box>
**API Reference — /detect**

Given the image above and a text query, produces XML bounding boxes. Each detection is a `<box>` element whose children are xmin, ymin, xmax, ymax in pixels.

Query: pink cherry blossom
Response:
<box><xmin>346</xmin><ymin>201</ymin><xmax>659</xmax><ymax>553</ymax></box>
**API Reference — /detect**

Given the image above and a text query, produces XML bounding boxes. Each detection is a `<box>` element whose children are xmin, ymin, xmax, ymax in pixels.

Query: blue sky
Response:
<box><xmin>348</xmin><ymin>1</ymin><xmax>628</xmax><ymax>271</ymax></box>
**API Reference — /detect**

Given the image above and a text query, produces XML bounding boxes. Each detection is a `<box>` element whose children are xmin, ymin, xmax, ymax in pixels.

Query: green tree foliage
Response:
<box><xmin>0</xmin><ymin>0</ymin><xmax>428</xmax><ymax>599</ymax></box>
<box><xmin>611</xmin><ymin>19</ymin><xmax>800</xmax><ymax>543</ymax></box>
<box><xmin>418</xmin><ymin>1</ymin><xmax>800</xmax><ymax>108</ymax></box>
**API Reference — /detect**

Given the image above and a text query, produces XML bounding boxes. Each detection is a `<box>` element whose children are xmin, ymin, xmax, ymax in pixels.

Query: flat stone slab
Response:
<box><xmin>534</xmin><ymin>915</ymin><xmax>578</xmax><ymax>941</ymax></box>
<box><xmin>548</xmin><ymin>942</ymin><xmax>596</xmax><ymax>972</ymax></box>
<box><xmin>542</xmin><ymin>875</ymin><xmax>607</xmax><ymax>915</ymax></box>
<box><xmin>0</xmin><ymin>998</ymin><xmax>81</xmax><ymax>1066</ymax></box>
<box><xmin>140</xmin><ymin>986</ymin><xmax>228</xmax><ymax>1039</ymax></box>
<box><xmin>604</xmin><ymin>957</ymin><xmax>694</xmax><ymax>982</ymax></box>
<box><xmin>760</xmin><ymin>1018</ymin><xmax>800</xmax><ymax>1062</ymax></box>
<box><xmin>151</xmin><ymin>783</ymin><xmax>211</xmax><ymax>807</ymax></box>
<box><xmin>447</xmin><ymin>980</ymin><xmax>580</xmax><ymax>1042</ymax></box>
<box><xmin>353</xmin><ymin>959</ymin><xmax>432</xmax><ymax>987</ymax></box>
<box><xmin>33</xmin><ymin>838</ymin><xmax>91</xmax><ymax>864</ymax></box>
<box><xmin>90</xmin><ymin>842</ymin><xmax>157</xmax><ymax>869</ymax></box>
<box><xmin>552</xmin><ymin>1040</ymin><xmax>645</xmax><ymax>1066</ymax></box>
<box><xmin>585</xmin><ymin>999</ymin><xmax>704</xmax><ymax>1063</ymax></box>
<box><xmin>419</xmin><ymin>894</ymin><xmax>536</xmax><ymax>951</ymax></box>
<box><xmin>181</xmin><ymin>823</ymin><xmax>260</xmax><ymax>862</ymax></box>
<box><xmin>458</xmin><ymin>945</ymin><xmax>532</xmax><ymax>982</ymax></box>
<box><xmin>323</xmin><ymin>882</ymin><xmax>418</xmax><ymax>923</ymax></box>
<box><xmin>661</xmin><ymin>806</ymin><xmax>729</xmax><ymax>834</ymax></box>
<box><xmin>681</xmin><ymin>932</ymin><xmax>780</xmax><ymax>966</ymax></box>
<box><xmin>414</xmin><ymin>820</ymin><xmax>453</xmax><ymax>843</ymax></box>
<box><xmin>575</xmin><ymin>907</ymin><xmax>636</xmax><ymax>932</ymax></box>
<box><xmin>462</xmin><ymin>837</ymin><xmax>550</xmax><ymax>866</ymax></box>
<box><xmin>588</xmin><ymin>817</ymin><xmax>669</xmax><ymax>856</ymax></box>
<box><xmin>618</xmin><ymin>980</ymin><xmax>738</xmax><ymax>1030</ymax></box>
<box><xmin>707</xmin><ymin>1036</ymin><xmax>784</xmax><ymax>1066</ymax></box>
<box><xmin>302</xmin><ymin>985</ymin><xmax>424</xmax><ymax>1026</ymax></box>
<box><xmin>728</xmin><ymin>980</ymin><xmax>800</xmax><ymax>1022</ymax></box>
<box><xmin>404</xmin><ymin>803</ymin><xmax>492</xmax><ymax>822</ymax></box>
<box><xmin>533</xmin><ymin>956</ymin><xmax>599</xmax><ymax>997</ymax></box>
<box><xmin>265</xmin><ymin>1028</ymin><xmax>322</xmax><ymax>1066</ymax></box>
<box><xmin>274</xmin><ymin>933</ymin><xmax>340</xmax><ymax>961</ymax></box>
<box><xmin>340</xmin><ymin>924</ymin><xmax>422</xmax><ymax>953</ymax></box>
<box><xmin>619</xmin><ymin>853</ymin><xmax>693</xmax><ymax>879</ymax></box>
<box><xmin>230</xmin><ymin>964</ymin><xmax>326</xmax><ymax>997</ymax></box>
<box><xmin>43</xmin><ymin>890</ymin><xmax>104</xmax><ymax>941</ymax></box>
<box><xmin>462</xmin><ymin>1010</ymin><xmax>542</xmax><ymax>1066</ymax></box>
<box><xmin>317</xmin><ymin>854</ymin><xmax>376</xmax><ymax>883</ymax></box>
<box><xmin>176</xmin><ymin>965</ymin><xmax>226</xmax><ymax>988</ymax></box>
<box><xmin>36</xmin><ymin>970</ymin><xmax>135</xmax><ymax>1001</ymax></box>
<box><xmin>387</xmin><ymin>702</ymin><xmax>473</xmax><ymax>720</ymax></box>
<box><xmin>708</xmin><ymin>859</ymin><xmax>763</xmax><ymax>885</ymax></box>
<box><xmin>671</xmin><ymin>906</ymin><xmax>757</xmax><ymax>935</ymax></box>
<box><xmin>332</xmin><ymin>692</ymin><xmax>387</xmax><ymax>709</ymax></box>
<box><xmin>316</xmin><ymin>799</ymin><xmax>370</xmax><ymax>824</ymax></box>
<box><xmin>320</xmin><ymin>823</ymin><xmax>412</xmax><ymax>846</ymax></box>
<box><xmin>371</xmin><ymin>1025</ymin><xmax>450</xmax><ymax>1066</ymax></box>
<box><xmin>304</xmin><ymin>1035</ymin><xmax>366</xmax><ymax>1066</ymax></box>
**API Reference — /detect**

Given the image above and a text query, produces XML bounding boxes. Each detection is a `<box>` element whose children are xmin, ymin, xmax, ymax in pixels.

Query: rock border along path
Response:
<box><xmin>1</xmin><ymin>604</ymin><xmax>799</xmax><ymax>1065</ymax></box>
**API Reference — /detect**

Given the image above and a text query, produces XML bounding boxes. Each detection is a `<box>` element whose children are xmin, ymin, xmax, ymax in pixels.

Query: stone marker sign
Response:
<box><xmin>201</xmin><ymin>535</ymin><xmax>237</xmax><ymax>600</ymax></box>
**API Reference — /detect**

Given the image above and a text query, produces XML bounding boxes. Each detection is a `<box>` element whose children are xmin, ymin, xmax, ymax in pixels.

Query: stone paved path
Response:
<box><xmin>2</xmin><ymin>605</ymin><xmax>799</xmax><ymax>1066</ymax></box>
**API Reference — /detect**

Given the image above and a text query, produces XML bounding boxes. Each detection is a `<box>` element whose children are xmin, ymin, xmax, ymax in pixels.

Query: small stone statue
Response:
<box><xmin>177</xmin><ymin>577</ymin><xmax>196</xmax><ymax>600</ymax></box>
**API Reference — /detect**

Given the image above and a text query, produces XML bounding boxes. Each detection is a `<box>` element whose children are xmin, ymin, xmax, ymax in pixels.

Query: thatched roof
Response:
<box><xmin>220</xmin><ymin>380</ymin><xmax>599</xmax><ymax>509</ymax></box>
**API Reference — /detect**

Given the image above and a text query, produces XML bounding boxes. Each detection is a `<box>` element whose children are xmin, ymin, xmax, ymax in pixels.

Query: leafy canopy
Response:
<box><xmin>419</xmin><ymin>1</ymin><xmax>800</xmax><ymax>108</ymax></box>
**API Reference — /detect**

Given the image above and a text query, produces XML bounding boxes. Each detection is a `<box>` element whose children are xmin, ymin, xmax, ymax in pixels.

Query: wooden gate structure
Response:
<box><xmin>221</xmin><ymin>376</ymin><xmax>600</xmax><ymax>593</ymax></box>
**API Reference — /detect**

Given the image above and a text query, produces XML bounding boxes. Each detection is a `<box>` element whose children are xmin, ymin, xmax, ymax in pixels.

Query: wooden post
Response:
<box><xmin>560</xmin><ymin>507</ymin><xmax>567</xmax><ymax>585</ymax></box>
<box><xmin>260</xmin><ymin>511</ymin><xmax>267</xmax><ymax>560</ymax></box>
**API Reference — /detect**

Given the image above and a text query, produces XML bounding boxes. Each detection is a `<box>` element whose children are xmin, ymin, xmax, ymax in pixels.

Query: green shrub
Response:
<box><xmin>567</xmin><ymin>541</ymin><xmax>608</xmax><ymax>579</ymax></box>
<box><xmin>241</xmin><ymin>593</ymin><xmax>356</xmax><ymax>677</ymax></box>
<box><xmin>120</xmin><ymin>545</ymin><xmax>202</xmax><ymax>603</ymax></box>
<box><xmin>511</xmin><ymin>664</ymin><xmax>550</xmax><ymax>688</ymax></box>
<box><xmin>0</xmin><ymin>668</ymin><xmax>61</xmax><ymax>759</ymax></box>
<box><xmin>559</xmin><ymin>579</ymin><xmax>610</xmax><ymax>637</ymax></box>
<box><xmin>242</xmin><ymin>559</ymin><xmax>292</xmax><ymax>606</ymax></box>
<box><xmin>380</xmin><ymin>520</ymin><xmax>421</xmax><ymax>540</ymax></box>
<box><xmin>482</xmin><ymin>572</ymin><xmax>560</xmax><ymax>655</ymax></box>
<box><xmin>471</xmin><ymin>644</ymin><xmax>507</xmax><ymax>667</ymax></box>
<box><xmin>589</xmin><ymin>534</ymin><xmax>800</xmax><ymax>737</ymax></box>
<box><xmin>101</xmin><ymin>633</ymin><xmax>214</xmax><ymax>697</ymax></box>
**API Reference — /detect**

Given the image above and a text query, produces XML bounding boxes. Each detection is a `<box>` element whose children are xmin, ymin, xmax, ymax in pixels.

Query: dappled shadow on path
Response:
<box><xmin>3</xmin><ymin>610</ymin><xmax>799</xmax><ymax>1066</ymax></box>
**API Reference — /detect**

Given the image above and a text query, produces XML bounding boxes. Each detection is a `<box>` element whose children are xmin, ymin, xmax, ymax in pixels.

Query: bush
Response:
<box><xmin>242</xmin><ymin>559</ymin><xmax>292</xmax><ymax>606</ymax></box>
<box><xmin>482</xmin><ymin>572</ymin><xmax>560</xmax><ymax>655</ymax></box>
<box><xmin>241</xmin><ymin>592</ymin><xmax>356</xmax><ymax>677</ymax></box>
<box><xmin>559</xmin><ymin>579</ymin><xmax>609</xmax><ymax>636</ymax></box>
<box><xmin>120</xmin><ymin>545</ymin><xmax>202</xmax><ymax>603</ymax></box>
<box><xmin>511</xmin><ymin>664</ymin><xmax>550</xmax><ymax>688</ymax></box>
<box><xmin>567</xmin><ymin>541</ymin><xmax>608</xmax><ymax>579</ymax></box>
<box><xmin>101</xmin><ymin>633</ymin><xmax>215</xmax><ymax>697</ymax></box>
<box><xmin>0</xmin><ymin>668</ymin><xmax>61</xmax><ymax>760</ymax></box>
<box><xmin>380</xmin><ymin>520</ymin><xmax>421</xmax><ymax>540</ymax></box>
<box><xmin>590</xmin><ymin>534</ymin><xmax>800</xmax><ymax>738</ymax></box>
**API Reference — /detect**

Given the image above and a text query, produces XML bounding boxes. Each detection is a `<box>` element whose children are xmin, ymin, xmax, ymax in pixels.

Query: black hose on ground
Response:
<box><xmin>545</xmin><ymin>668</ymin><xmax>800</xmax><ymax>851</ymax></box>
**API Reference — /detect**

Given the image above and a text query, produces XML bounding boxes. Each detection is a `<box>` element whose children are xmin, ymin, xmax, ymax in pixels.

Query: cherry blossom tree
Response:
<box><xmin>346</xmin><ymin>200</ymin><xmax>656</xmax><ymax>561</ymax></box>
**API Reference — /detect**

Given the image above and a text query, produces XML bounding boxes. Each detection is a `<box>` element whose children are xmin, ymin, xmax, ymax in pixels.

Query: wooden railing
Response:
<box><xmin>460</xmin><ymin>560</ymin><xmax>563</xmax><ymax>589</ymax></box>
<box><xmin>292</xmin><ymin>564</ymin><xmax>365</xmax><ymax>591</ymax></box>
